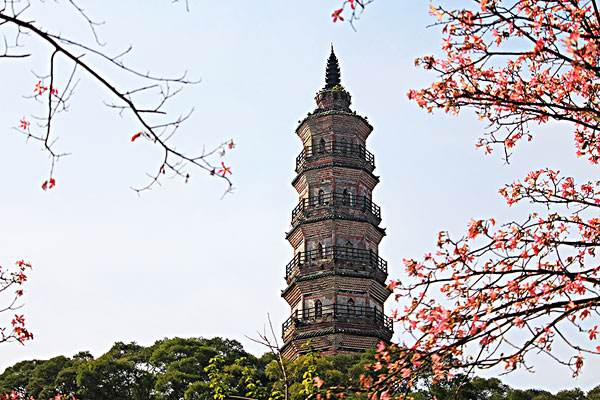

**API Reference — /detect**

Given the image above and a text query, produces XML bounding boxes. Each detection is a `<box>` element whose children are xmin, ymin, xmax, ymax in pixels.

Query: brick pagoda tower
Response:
<box><xmin>281</xmin><ymin>48</ymin><xmax>393</xmax><ymax>359</ymax></box>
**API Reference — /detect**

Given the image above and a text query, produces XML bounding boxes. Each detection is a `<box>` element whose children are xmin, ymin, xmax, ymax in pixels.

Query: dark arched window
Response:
<box><xmin>318</xmin><ymin>138</ymin><xmax>326</xmax><ymax>154</ymax></box>
<box><xmin>340</xmin><ymin>138</ymin><xmax>347</xmax><ymax>154</ymax></box>
<box><xmin>317</xmin><ymin>243</ymin><xmax>323</xmax><ymax>259</ymax></box>
<box><xmin>318</xmin><ymin>189</ymin><xmax>325</xmax><ymax>205</ymax></box>
<box><xmin>344</xmin><ymin>240</ymin><xmax>358</xmax><ymax>261</ymax></box>
<box><xmin>315</xmin><ymin>300</ymin><xmax>323</xmax><ymax>318</ymax></box>
<box><xmin>342</xmin><ymin>189</ymin><xmax>350</xmax><ymax>205</ymax></box>
<box><xmin>347</xmin><ymin>298</ymin><xmax>355</xmax><ymax>315</ymax></box>
<box><xmin>343</xmin><ymin>240</ymin><xmax>353</xmax><ymax>259</ymax></box>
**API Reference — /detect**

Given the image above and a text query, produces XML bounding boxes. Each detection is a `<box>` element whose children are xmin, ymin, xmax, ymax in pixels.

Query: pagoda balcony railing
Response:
<box><xmin>295</xmin><ymin>141</ymin><xmax>375</xmax><ymax>173</ymax></box>
<box><xmin>291</xmin><ymin>193</ymin><xmax>381</xmax><ymax>225</ymax></box>
<box><xmin>285</xmin><ymin>245</ymin><xmax>387</xmax><ymax>280</ymax></box>
<box><xmin>282</xmin><ymin>304</ymin><xmax>393</xmax><ymax>337</ymax></box>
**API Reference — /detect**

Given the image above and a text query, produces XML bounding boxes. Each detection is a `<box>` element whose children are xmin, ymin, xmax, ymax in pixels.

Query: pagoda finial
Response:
<box><xmin>324</xmin><ymin>45</ymin><xmax>341</xmax><ymax>89</ymax></box>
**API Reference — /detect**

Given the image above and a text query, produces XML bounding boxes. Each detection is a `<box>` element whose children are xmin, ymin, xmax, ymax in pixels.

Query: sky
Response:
<box><xmin>0</xmin><ymin>0</ymin><xmax>597</xmax><ymax>393</ymax></box>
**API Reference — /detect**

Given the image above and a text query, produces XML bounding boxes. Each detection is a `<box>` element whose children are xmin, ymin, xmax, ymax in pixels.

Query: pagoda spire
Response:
<box><xmin>324</xmin><ymin>45</ymin><xmax>341</xmax><ymax>89</ymax></box>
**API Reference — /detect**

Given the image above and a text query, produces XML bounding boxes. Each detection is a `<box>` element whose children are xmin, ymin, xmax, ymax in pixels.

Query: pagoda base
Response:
<box><xmin>281</xmin><ymin>328</ymin><xmax>390</xmax><ymax>360</ymax></box>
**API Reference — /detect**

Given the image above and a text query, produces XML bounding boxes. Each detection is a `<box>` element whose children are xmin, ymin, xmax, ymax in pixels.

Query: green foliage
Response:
<box><xmin>0</xmin><ymin>337</ymin><xmax>251</xmax><ymax>400</ymax></box>
<box><xmin>408</xmin><ymin>376</ymin><xmax>597</xmax><ymax>400</ymax></box>
<box><xmin>299</xmin><ymin>356</ymin><xmax>318</xmax><ymax>397</ymax></box>
<box><xmin>29</xmin><ymin>356</ymin><xmax>73</xmax><ymax>399</ymax></box>
<box><xmin>554</xmin><ymin>389</ymin><xmax>587</xmax><ymax>400</ymax></box>
<box><xmin>0</xmin><ymin>360</ymin><xmax>42</xmax><ymax>396</ymax></box>
<box><xmin>0</xmin><ymin>338</ymin><xmax>596</xmax><ymax>400</ymax></box>
<box><xmin>205</xmin><ymin>357</ymin><xmax>228</xmax><ymax>400</ymax></box>
<box><xmin>588</xmin><ymin>386</ymin><xmax>600</xmax><ymax>400</ymax></box>
<box><xmin>263</xmin><ymin>351</ymin><xmax>369</xmax><ymax>400</ymax></box>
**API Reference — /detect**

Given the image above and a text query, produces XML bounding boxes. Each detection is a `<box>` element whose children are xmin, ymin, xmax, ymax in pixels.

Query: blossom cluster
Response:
<box><xmin>408</xmin><ymin>1</ymin><xmax>600</xmax><ymax>163</ymax></box>
<box><xmin>1</xmin><ymin>261</ymin><xmax>33</xmax><ymax>344</ymax></box>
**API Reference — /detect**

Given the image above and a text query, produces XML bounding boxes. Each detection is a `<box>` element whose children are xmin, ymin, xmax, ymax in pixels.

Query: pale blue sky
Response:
<box><xmin>0</xmin><ymin>0</ymin><xmax>597</xmax><ymax>392</ymax></box>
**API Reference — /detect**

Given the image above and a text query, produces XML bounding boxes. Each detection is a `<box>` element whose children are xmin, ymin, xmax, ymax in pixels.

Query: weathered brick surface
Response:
<box><xmin>281</xmin><ymin>331</ymin><xmax>384</xmax><ymax>360</ymax></box>
<box><xmin>286</xmin><ymin>219</ymin><xmax>385</xmax><ymax>250</ymax></box>
<box><xmin>296</xmin><ymin>112</ymin><xmax>373</xmax><ymax>144</ymax></box>
<box><xmin>282</xmin><ymin>274</ymin><xmax>391</xmax><ymax>309</ymax></box>
<box><xmin>292</xmin><ymin>165</ymin><xmax>379</xmax><ymax>197</ymax></box>
<box><xmin>284</xmin><ymin>259</ymin><xmax>388</xmax><ymax>287</ymax></box>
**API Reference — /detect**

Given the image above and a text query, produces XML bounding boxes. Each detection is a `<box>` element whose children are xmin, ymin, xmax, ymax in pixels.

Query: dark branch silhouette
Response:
<box><xmin>0</xmin><ymin>0</ymin><xmax>234</xmax><ymax>193</ymax></box>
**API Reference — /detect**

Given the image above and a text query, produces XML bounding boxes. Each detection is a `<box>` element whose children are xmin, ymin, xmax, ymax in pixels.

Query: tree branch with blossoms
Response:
<box><xmin>331</xmin><ymin>0</ymin><xmax>374</xmax><ymax>28</ymax></box>
<box><xmin>1</xmin><ymin>0</ymin><xmax>235</xmax><ymax>194</ymax></box>
<box><xmin>0</xmin><ymin>260</ymin><xmax>33</xmax><ymax>346</ymax></box>
<box><xmin>407</xmin><ymin>0</ymin><xmax>600</xmax><ymax>163</ymax></box>
<box><xmin>372</xmin><ymin>170</ymin><xmax>600</xmax><ymax>394</ymax></box>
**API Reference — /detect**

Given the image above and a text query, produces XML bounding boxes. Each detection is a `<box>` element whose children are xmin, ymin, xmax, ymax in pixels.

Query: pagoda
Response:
<box><xmin>281</xmin><ymin>48</ymin><xmax>393</xmax><ymax>359</ymax></box>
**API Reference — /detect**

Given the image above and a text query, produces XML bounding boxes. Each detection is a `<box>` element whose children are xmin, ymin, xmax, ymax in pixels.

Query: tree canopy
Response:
<box><xmin>1</xmin><ymin>337</ymin><xmax>598</xmax><ymax>400</ymax></box>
